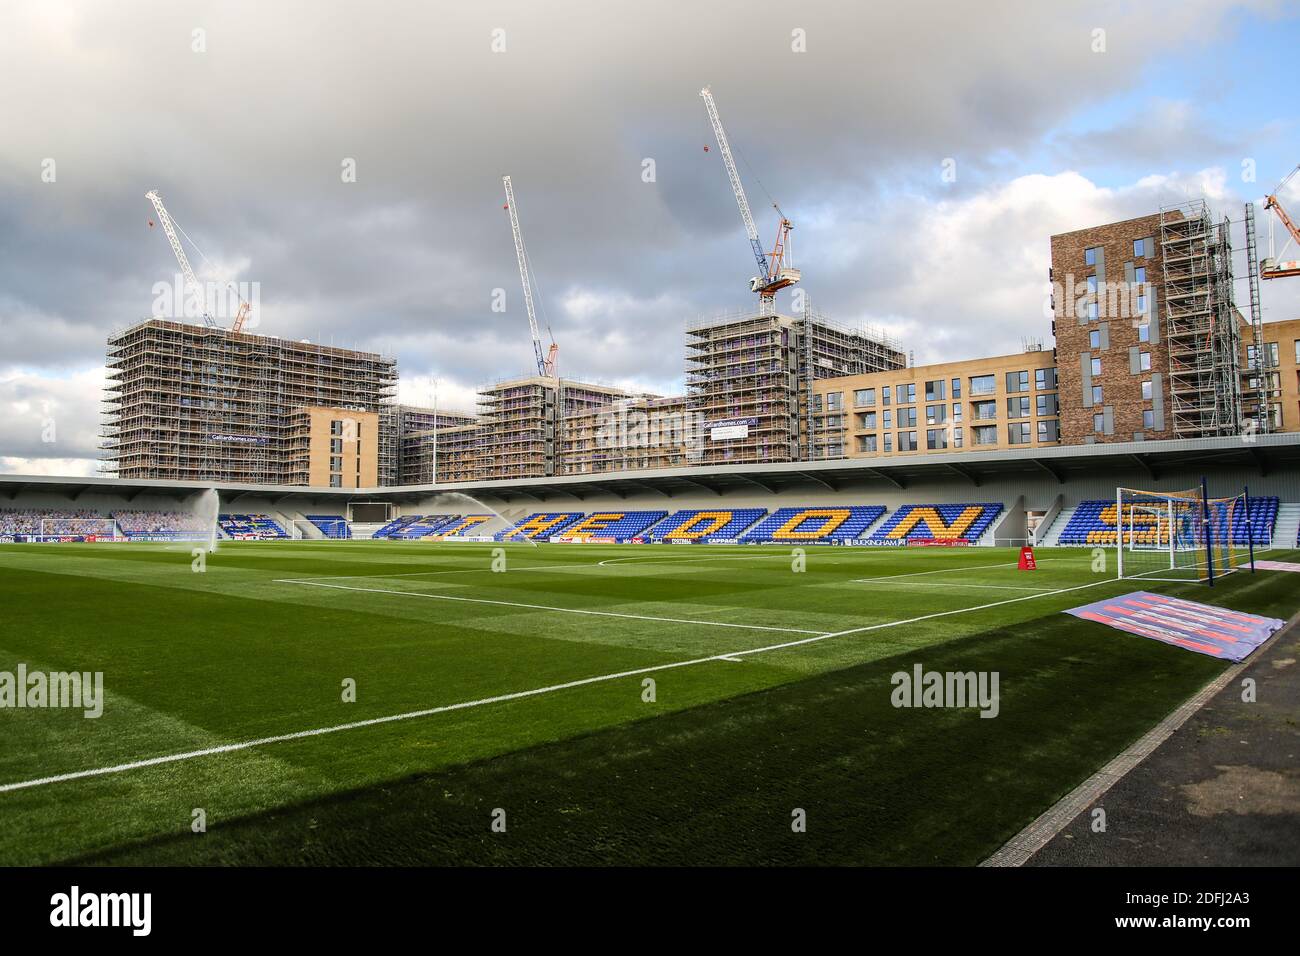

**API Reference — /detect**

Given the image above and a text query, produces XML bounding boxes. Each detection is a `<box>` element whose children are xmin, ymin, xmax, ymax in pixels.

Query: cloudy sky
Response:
<box><xmin>2</xmin><ymin>0</ymin><xmax>1298</xmax><ymax>476</ymax></box>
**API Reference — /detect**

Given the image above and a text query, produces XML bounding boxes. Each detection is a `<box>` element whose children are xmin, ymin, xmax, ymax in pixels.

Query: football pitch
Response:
<box><xmin>1</xmin><ymin>539</ymin><xmax>1297</xmax><ymax>866</ymax></box>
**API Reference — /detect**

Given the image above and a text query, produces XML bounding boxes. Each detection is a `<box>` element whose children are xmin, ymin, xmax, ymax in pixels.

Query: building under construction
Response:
<box><xmin>561</xmin><ymin>395</ymin><xmax>694</xmax><ymax>475</ymax></box>
<box><xmin>685</xmin><ymin>309</ymin><xmax>904</xmax><ymax>465</ymax></box>
<box><xmin>102</xmin><ymin>319</ymin><xmax>397</xmax><ymax>485</ymax></box>
<box><xmin>1159</xmin><ymin>201</ymin><xmax>1244</xmax><ymax>439</ymax></box>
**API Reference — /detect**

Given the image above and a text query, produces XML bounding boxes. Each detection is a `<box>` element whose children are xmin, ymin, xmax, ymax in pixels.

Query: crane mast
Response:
<box><xmin>145</xmin><ymin>190</ymin><xmax>217</xmax><ymax>328</ymax></box>
<box><xmin>502</xmin><ymin>176</ymin><xmax>557</xmax><ymax>377</ymax></box>
<box><xmin>699</xmin><ymin>87</ymin><xmax>800</xmax><ymax>311</ymax></box>
<box><xmin>1262</xmin><ymin>164</ymin><xmax>1300</xmax><ymax>280</ymax></box>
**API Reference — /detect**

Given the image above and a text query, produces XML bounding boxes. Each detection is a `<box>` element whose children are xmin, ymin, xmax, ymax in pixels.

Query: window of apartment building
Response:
<box><xmin>1036</xmin><ymin>393</ymin><xmax>1059</xmax><ymax>416</ymax></box>
<box><xmin>1295</xmin><ymin>339</ymin><xmax>1300</xmax><ymax>363</ymax></box>
<box><xmin>1007</xmin><ymin>396</ymin><xmax>1030</xmax><ymax>418</ymax></box>
<box><xmin>1139</xmin><ymin>351</ymin><xmax>1151</xmax><ymax>372</ymax></box>
<box><xmin>1134</xmin><ymin>266</ymin><xmax>1146</xmax><ymax>283</ymax></box>
<box><xmin>1086</xmin><ymin>274</ymin><xmax>1098</xmax><ymax>294</ymax></box>
<box><xmin>925</xmin><ymin>379</ymin><xmax>946</xmax><ymax>401</ymax></box>
<box><xmin>1247</xmin><ymin>343</ymin><xmax>1280</xmax><ymax>367</ymax></box>
<box><xmin>883</xmin><ymin>433</ymin><xmax>893</xmax><ymax>453</ymax></box>
<box><xmin>858</xmin><ymin>411</ymin><xmax>877</xmax><ymax>429</ymax></box>
<box><xmin>1093</xmin><ymin>413</ymin><xmax>1104</xmax><ymax>432</ymax></box>
<box><xmin>330</xmin><ymin>475</ymin><xmax>342</xmax><ymax>488</ymax></box>
<box><xmin>972</xmin><ymin>400</ymin><xmax>997</xmax><ymax>420</ymax></box>
<box><xmin>952</xmin><ymin>427</ymin><xmax>963</xmax><ymax>448</ymax></box>
<box><xmin>826</xmin><ymin>391</ymin><xmax>843</xmax><ymax>410</ymax></box>
<box><xmin>1133</xmin><ymin>238</ymin><xmax>1150</xmax><ymax>257</ymax></box>
<box><xmin>951</xmin><ymin>378</ymin><xmax>961</xmax><ymax>398</ymax></box>
<box><xmin>1141</xmin><ymin>380</ymin><xmax>1152</xmax><ymax>400</ymax></box>
<box><xmin>1007</xmin><ymin>422</ymin><xmax>1031</xmax><ymax>444</ymax></box>
<box><xmin>898</xmin><ymin>407</ymin><xmax>917</xmax><ymax>428</ymax></box>
<box><xmin>330</xmin><ymin>420</ymin><xmax>343</xmax><ymax>436</ymax></box>
<box><xmin>330</xmin><ymin>438</ymin><xmax>343</xmax><ymax>454</ymax></box>
<box><xmin>970</xmin><ymin>374</ymin><xmax>995</xmax><ymax>395</ymax></box>
<box><xmin>1089</xmin><ymin>330</ymin><xmax>1100</xmax><ymax>349</ymax></box>
<box><xmin>901</xmin><ymin>383</ymin><xmax>917</xmax><ymax>404</ymax></box>
<box><xmin>1006</xmin><ymin>370</ymin><xmax>1030</xmax><ymax>393</ymax></box>
<box><xmin>883</xmin><ymin>409</ymin><xmax>892</xmax><ymax>428</ymax></box>
<box><xmin>926</xmin><ymin>404</ymin><xmax>946</xmax><ymax>425</ymax></box>
<box><xmin>825</xmin><ymin>415</ymin><xmax>841</xmax><ymax>428</ymax></box>
<box><xmin>1085</xmin><ymin>246</ymin><xmax>1099</xmax><ymax>266</ymax></box>
<box><xmin>927</xmin><ymin>428</ymin><xmax>948</xmax><ymax>450</ymax></box>
<box><xmin>952</xmin><ymin>402</ymin><xmax>963</xmax><ymax>422</ymax></box>
<box><xmin>1136</xmin><ymin>292</ymin><xmax>1147</xmax><ymax>316</ymax></box>
<box><xmin>854</xmin><ymin>388</ymin><xmax>875</xmax><ymax>407</ymax></box>
<box><xmin>973</xmin><ymin>425</ymin><xmax>997</xmax><ymax>446</ymax></box>
<box><xmin>1091</xmin><ymin>357</ymin><xmax>1102</xmax><ymax>376</ymax></box>
<box><xmin>857</xmin><ymin>434</ymin><xmax>877</xmax><ymax>453</ymax></box>
<box><xmin>882</xmin><ymin>386</ymin><xmax>891</xmax><ymax>405</ymax></box>
<box><xmin>1035</xmin><ymin>367</ymin><xmax>1057</xmax><ymax>390</ymax></box>
<box><xmin>1143</xmin><ymin>410</ymin><xmax>1155</xmax><ymax>430</ymax></box>
<box><xmin>898</xmin><ymin>431</ymin><xmax>917</xmax><ymax>452</ymax></box>
<box><xmin>1137</xmin><ymin>323</ymin><xmax>1149</xmax><ymax>343</ymax></box>
<box><xmin>1087</xmin><ymin>300</ymin><xmax>1099</xmax><ymax>321</ymax></box>
<box><xmin>1092</xmin><ymin>385</ymin><xmax>1103</xmax><ymax>404</ymax></box>
<box><xmin>1037</xmin><ymin>420</ymin><xmax>1059</xmax><ymax>442</ymax></box>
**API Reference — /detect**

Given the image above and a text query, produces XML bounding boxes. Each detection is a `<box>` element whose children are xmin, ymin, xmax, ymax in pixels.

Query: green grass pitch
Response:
<box><xmin>1</xmin><ymin>538</ymin><xmax>1296</xmax><ymax>866</ymax></box>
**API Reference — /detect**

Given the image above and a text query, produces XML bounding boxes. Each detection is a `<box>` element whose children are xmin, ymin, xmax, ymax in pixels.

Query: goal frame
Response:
<box><xmin>37</xmin><ymin>517</ymin><xmax>120</xmax><ymax>543</ymax></box>
<box><xmin>1115</xmin><ymin>480</ymin><xmax>1254</xmax><ymax>586</ymax></box>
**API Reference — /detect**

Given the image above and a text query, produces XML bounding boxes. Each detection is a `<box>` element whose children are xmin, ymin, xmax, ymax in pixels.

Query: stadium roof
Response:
<box><xmin>2</xmin><ymin>433</ymin><xmax>1297</xmax><ymax>504</ymax></box>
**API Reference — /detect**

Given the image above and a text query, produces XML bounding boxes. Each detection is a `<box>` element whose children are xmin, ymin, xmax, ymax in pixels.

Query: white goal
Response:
<box><xmin>1115</xmin><ymin>485</ymin><xmax>1252</xmax><ymax>584</ymax></box>
<box><xmin>37</xmin><ymin>517</ymin><xmax>120</xmax><ymax>542</ymax></box>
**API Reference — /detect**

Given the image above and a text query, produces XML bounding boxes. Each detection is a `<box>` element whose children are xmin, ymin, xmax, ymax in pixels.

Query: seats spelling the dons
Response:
<box><xmin>648</xmin><ymin>509</ymin><xmax>767</xmax><ymax>542</ymax></box>
<box><xmin>433</xmin><ymin>515</ymin><xmax>493</xmax><ymax>538</ymax></box>
<box><xmin>306</xmin><ymin>515</ymin><xmax>351</xmax><ymax>539</ymax></box>
<box><xmin>741</xmin><ymin>506</ymin><xmax>886</xmax><ymax>542</ymax></box>
<box><xmin>870</xmin><ymin>503</ymin><xmax>1003</xmax><ymax>543</ymax></box>
<box><xmin>372</xmin><ymin>515</ymin><xmax>422</xmax><ymax>539</ymax></box>
<box><xmin>1059</xmin><ymin>497</ymin><xmax>1281</xmax><ymax>546</ymax></box>
<box><xmin>386</xmin><ymin>515</ymin><xmax>461</xmax><ymax>539</ymax></box>
<box><xmin>218</xmin><ymin>514</ymin><xmax>288</xmax><ymax>539</ymax></box>
<box><xmin>556</xmin><ymin>511</ymin><xmax>669</xmax><ymax>542</ymax></box>
<box><xmin>495</xmin><ymin>513</ymin><xmax>586</xmax><ymax>541</ymax></box>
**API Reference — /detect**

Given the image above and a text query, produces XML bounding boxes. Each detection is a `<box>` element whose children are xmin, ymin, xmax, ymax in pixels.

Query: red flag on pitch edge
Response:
<box><xmin>1018</xmin><ymin>546</ymin><xmax>1036</xmax><ymax>570</ymax></box>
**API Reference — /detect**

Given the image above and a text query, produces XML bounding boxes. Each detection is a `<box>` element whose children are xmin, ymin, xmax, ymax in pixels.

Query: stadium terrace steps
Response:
<box><xmin>305</xmin><ymin>515</ymin><xmax>351</xmax><ymax>539</ymax></box>
<box><xmin>1037</xmin><ymin>505</ymin><xmax>1076</xmax><ymax>547</ymax></box>
<box><xmin>647</xmin><ymin>509</ymin><xmax>768</xmax><ymax>542</ymax></box>
<box><xmin>1270</xmin><ymin>502</ymin><xmax>1300</xmax><ymax>548</ymax></box>
<box><xmin>868</xmin><ymin>503</ymin><xmax>1003</xmax><ymax>543</ymax></box>
<box><xmin>218</xmin><ymin>514</ymin><xmax>288</xmax><ymax>540</ymax></box>
<box><xmin>740</xmin><ymin>506</ymin><xmax>886</xmax><ymax>542</ymax></box>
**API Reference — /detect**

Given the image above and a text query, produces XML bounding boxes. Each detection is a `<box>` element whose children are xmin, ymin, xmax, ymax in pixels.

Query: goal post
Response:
<box><xmin>37</xmin><ymin>517</ymin><xmax>120</xmax><ymax>542</ymax></box>
<box><xmin>1115</xmin><ymin>483</ymin><xmax>1253</xmax><ymax>585</ymax></box>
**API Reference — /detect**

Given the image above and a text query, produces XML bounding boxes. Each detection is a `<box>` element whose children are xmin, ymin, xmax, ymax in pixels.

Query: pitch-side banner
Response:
<box><xmin>1065</xmin><ymin>591</ymin><xmax>1285</xmax><ymax>661</ymax></box>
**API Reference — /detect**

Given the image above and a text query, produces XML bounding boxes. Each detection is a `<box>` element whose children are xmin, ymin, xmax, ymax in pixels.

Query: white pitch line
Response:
<box><xmin>273</xmin><ymin>579</ymin><xmax>824</xmax><ymax>635</ymax></box>
<box><xmin>855</xmin><ymin>580</ymin><xmax>1056</xmax><ymax>592</ymax></box>
<box><xmin>277</xmin><ymin>561</ymin><xmax>597</xmax><ymax>583</ymax></box>
<box><xmin>0</xmin><ymin>574</ymin><xmax>1121</xmax><ymax>795</ymax></box>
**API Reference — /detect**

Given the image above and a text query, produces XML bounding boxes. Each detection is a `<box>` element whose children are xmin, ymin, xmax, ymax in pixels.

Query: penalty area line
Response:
<box><xmin>0</xmin><ymin>576</ymin><xmax>1121</xmax><ymax>795</ymax></box>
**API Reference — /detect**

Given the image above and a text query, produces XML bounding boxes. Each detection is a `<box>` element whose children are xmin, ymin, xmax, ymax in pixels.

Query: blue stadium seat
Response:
<box><xmin>306</xmin><ymin>514</ymin><xmax>351</xmax><ymax>539</ymax></box>
<box><xmin>869</xmin><ymin>503</ymin><xmax>1003</xmax><ymax>543</ymax></box>
<box><xmin>647</xmin><ymin>509</ymin><xmax>767</xmax><ymax>542</ymax></box>
<box><xmin>741</xmin><ymin>506</ymin><xmax>885</xmax><ymax>542</ymax></box>
<box><xmin>495</xmin><ymin>513</ymin><xmax>586</xmax><ymax>541</ymax></box>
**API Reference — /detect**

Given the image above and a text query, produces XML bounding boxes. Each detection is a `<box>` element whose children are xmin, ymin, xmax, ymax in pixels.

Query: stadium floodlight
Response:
<box><xmin>1115</xmin><ymin>482</ymin><xmax>1254</xmax><ymax>585</ymax></box>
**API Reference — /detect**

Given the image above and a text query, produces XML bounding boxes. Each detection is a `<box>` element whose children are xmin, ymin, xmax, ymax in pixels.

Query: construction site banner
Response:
<box><xmin>707</xmin><ymin>417</ymin><xmax>757</xmax><ymax>441</ymax></box>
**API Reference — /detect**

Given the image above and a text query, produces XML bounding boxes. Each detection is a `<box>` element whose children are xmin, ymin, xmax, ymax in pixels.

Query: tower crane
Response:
<box><xmin>145</xmin><ymin>190</ymin><xmax>254</xmax><ymax>332</ymax></box>
<box><xmin>502</xmin><ymin>175</ymin><xmax>558</xmax><ymax>377</ymax></box>
<box><xmin>700</xmin><ymin>87</ymin><xmax>800</xmax><ymax>311</ymax></box>
<box><xmin>1261</xmin><ymin>163</ymin><xmax>1300</xmax><ymax>280</ymax></box>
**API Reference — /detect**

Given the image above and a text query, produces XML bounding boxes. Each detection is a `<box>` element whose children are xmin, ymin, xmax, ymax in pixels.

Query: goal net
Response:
<box><xmin>37</xmin><ymin>517</ymin><xmax>120</xmax><ymax>542</ymax></box>
<box><xmin>1115</xmin><ymin>486</ymin><xmax>1251</xmax><ymax>584</ymax></box>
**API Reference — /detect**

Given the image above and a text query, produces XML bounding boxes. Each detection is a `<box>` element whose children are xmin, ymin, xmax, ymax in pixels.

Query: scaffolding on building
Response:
<box><xmin>1158</xmin><ymin>202</ymin><xmax>1243</xmax><ymax>439</ymax></box>
<box><xmin>101</xmin><ymin>319</ymin><xmax>397</xmax><ymax>483</ymax></box>
<box><xmin>1242</xmin><ymin>202</ymin><xmax>1273</xmax><ymax>433</ymax></box>
<box><xmin>685</xmin><ymin>307</ymin><xmax>902</xmax><ymax>466</ymax></box>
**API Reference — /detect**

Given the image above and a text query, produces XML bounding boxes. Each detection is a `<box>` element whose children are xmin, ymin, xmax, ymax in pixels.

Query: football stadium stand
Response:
<box><xmin>218</xmin><ymin>514</ymin><xmax>288</xmax><ymax>539</ymax></box>
<box><xmin>0</xmin><ymin>508</ymin><xmax>112</xmax><ymax>537</ymax></box>
<box><xmin>112</xmin><ymin>510</ymin><xmax>209</xmax><ymax>538</ymax></box>
<box><xmin>495</xmin><ymin>513</ymin><xmax>587</xmax><ymax>541</ymax></box>
<box><xmin>434</xmin><ymin>515</ymin><xmax>494</xmax><ymax>538</ymax></box>
<box><xmin>551</xmin><ymin>511</ymin><xmax>669</xmax><ymax>542</ymax></box>
<box><xmin>648</xmin><ymin>508</ymin><xmax>767</xmax><ymax>542</ymax></box>
<box><xmin>1059</xmin><ymin>496</ymin><xmax>1281</xmax><ymax>546</ymax></box>
<box><xmin>869</xmin><ymin>503</ymin><xmax>1003</xmax><ymax>543</ymax></box>
<box><xmin>740</xmin><ymin>506</ymin><xmax>886</xmax><ymax>542</ymax></box>
<box><xmin>372</xmin><ymin>515</ymin><xmax>422</xmax><ymax>539</ymax></box>
<box><xmin>383</xmin><ymin>515</ymin><xmax>462</xmax><ymax>539</ymax></box>
<box><xmin>305</xmin><ymin>515</ymin><xmax>351</xmax><ymax>539</ymax></box>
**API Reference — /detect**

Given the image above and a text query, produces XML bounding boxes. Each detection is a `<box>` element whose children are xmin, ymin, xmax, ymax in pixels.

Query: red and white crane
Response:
<box><xmin>502</xmin><ymin>175</ymin><xmax>558</xmax><ymax>377</ymax></box>
<box><xmin>1261</xmin><ymin>163</ymin><xmax>1300</xmax><ymax>280</ymax></box>
<box><xmin>700</xmin><ymin>86</ymin><xmax>800</xmax><ymax>311</ymax></box>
